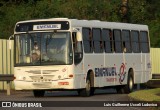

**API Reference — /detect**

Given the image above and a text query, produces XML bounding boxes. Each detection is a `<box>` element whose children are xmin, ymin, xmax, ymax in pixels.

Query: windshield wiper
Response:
<box><xmin>46</xmin><ymin>30</ymin><xmax>57</xmax><ymax>45</ymax></box>
<box><xmin>26</xmin><ymin>31</ymin><xmax>35</xmax><ymax>43</ymax></box>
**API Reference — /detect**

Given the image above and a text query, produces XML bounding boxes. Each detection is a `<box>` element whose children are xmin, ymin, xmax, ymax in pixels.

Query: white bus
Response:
<box><xmin>12</xmin><ymin>18</ymin><xmax>151</xmax><ymax>97</ymax></box>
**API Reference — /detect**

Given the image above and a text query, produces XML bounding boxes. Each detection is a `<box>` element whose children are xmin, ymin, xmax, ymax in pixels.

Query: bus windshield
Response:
<box><xmin>15</xmin><ymin>32</ymin><xmax>73</xmax><ymax>66</ymax></box>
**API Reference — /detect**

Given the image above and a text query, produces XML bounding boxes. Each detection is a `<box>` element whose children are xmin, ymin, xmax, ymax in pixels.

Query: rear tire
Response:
<box><xmin>124</xmin><ymin>73</ymin><xmax>134</xmax><ymax>93</ymax></box>
<box><xmin>116</xmin><ymin>71</ymin><xmax>134</xmax><ymax>94</ymax></box>
<box><xmin>33</xmin><ymin>90</ymin><xmax>45</xmax><ymax>97</ymax></box>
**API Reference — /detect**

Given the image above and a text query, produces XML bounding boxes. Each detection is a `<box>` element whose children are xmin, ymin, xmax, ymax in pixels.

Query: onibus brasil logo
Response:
<box><xmin>118</xmin><ymin>63</ymin><xmax>126</xmax><ymax>84</ymax></box>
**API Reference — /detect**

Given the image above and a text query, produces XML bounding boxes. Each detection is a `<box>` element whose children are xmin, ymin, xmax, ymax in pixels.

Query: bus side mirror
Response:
<box><xmin>9</xmin><ymin>35</ymin><xmax>14</xmax><ymax>50</ymax></box>
<box><xmin>76</xmin><ymin>32</ymin><xmax>82</xmax><ymax>41</ymax></box>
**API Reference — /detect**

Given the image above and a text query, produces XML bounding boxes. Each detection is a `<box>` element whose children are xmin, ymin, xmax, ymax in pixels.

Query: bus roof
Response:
<box><xmin>70</xmin><ymin>19</ymin><xmax>148</xmax><ymax>31</ymax></box>
<box><xmin>16</xmin><ymin>18</ymin><xmax>148</xmax><ymax>31</ymax></box>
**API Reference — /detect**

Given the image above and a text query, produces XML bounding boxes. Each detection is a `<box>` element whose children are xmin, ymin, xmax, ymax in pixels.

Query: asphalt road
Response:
<box><xmin>0</xmin><ymin>88</ymin><xmax>156</xmax><ymax>110</ymax></box>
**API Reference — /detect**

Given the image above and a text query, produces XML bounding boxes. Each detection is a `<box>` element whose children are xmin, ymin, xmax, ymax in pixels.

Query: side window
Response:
<box><xmin>122</xmin><ymin>30</ymin><xmax>131</xmax><ymax>53</ymax></box>
<box><xmin>72</xmin><ymin>32</ymin><xmax>83</xmax><ymax>65</ymax></box>
<box><xmin>102</xmin><ymin>29</ymin><xmax>113</xmax><ymax>53</ymax></box>
<box><xmin>140</xmin><ymin>31</ymin><xmax>149</xmax><ymax>53</ymax></box>
<box><xmin>82</xmin><ymin>28</ymin><xmax>93</xmax><ymax>53</ymax></box>
<box><xmin>72</xmin><ymin>32</ymin><xmax>83</xmax><ymax>53</ymax></box>
<box><xmin>93</xmin><ymin>28</ymin><xmax>103</xmax><ymax>53</ymax></box>
<box><xmin>113</xmin><ymin>30</ymin><xmax>122</xmax><ymax>53</ymax></box>
<box><xmin>131</xmin><ymin>31</ymin><xmax>140</xmax><ymax>53</ymax></box>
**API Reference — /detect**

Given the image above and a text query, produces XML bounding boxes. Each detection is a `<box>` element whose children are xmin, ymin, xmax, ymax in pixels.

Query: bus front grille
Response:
<box><xmin>30</xmin><ymin>75</ymin><xmax>55</xmax><ymax>81</ymax></box>
<box><xmin>32</xmin><ymin>82</ymin><xmax>52</xmax><ymax>88</ymax></box>
<box><xmin>26</xmin><ymin>70</ymin><xmax>41</xmax><ymax>74</ymax></box>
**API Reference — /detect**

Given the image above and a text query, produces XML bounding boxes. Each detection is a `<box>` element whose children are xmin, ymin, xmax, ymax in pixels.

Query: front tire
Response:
<box><xmin>79</xmin><ymin>78</ymin><xmax>92</xmax><ymax>97</ymax></box>
<box><xmin>33</xmin><ymin>90</ymin><xmax>45</xmax><ymax>97</ymax></box>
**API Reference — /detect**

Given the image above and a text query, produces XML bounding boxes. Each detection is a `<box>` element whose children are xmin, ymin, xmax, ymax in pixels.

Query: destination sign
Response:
<box><xmin>33</xmin><ymin>24</ymin><xmax>61</xmax><ymax>30</ymax></box>
<box><xmin>15</xmin><ymin>21</ymin><xmax>69</xmax><ymax>32</ymax></box>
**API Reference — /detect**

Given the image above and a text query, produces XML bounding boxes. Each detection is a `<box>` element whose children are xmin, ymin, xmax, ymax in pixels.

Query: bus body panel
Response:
<box><xmin>14</xmin><ymin>65</ymin><xmax>79</xmax><ymax>90</ymax></box>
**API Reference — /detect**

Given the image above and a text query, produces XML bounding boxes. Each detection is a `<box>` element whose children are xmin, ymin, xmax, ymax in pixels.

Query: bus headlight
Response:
<box><xmin>58</xmin><ymin>75</ymin><xmax>61</xmax><ymax>79</ymax></box>
<box><xmin>63</xmin><ymin>74</ymin><xmax>67</xmax><ymax>78</ymax></box>
<box><xmin>23</xmin><ymin>77</ymin><xmax>26</xmax><ymax>80</ymax></box>
<box><xmin>18</xmin><ymin>76</ymin><xmax>26</xmax><ymax>80</ymax></box>
<box><xmin>18</xmin><ymin>76</ymin><xmax>22</xmax><ymax>80</ymax></box>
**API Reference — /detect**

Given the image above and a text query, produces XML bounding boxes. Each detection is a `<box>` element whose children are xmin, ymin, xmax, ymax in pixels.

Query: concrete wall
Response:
<box><xmin>0</xmin><ymin>39</ymin><xmax>14</xmax><ymax>90</ymax></box>
<box><xmin>150</xmin><ymin>48</ymin><xmax>160</xmax><ymax>74</ymax></box>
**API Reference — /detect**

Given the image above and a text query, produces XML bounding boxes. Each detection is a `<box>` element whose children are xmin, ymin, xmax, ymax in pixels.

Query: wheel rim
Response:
<box><xmin>129</xmin><ymin>78</ymin><xmax>133</xmax><ymax>90</ymax></box>
<box><xmin>86</xmin><ymin>80</ymin><xmax>91</xmax><ymax>92</ymax></box>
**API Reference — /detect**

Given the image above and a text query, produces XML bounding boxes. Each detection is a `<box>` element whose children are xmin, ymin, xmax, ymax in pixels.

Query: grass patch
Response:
<box><xmin>128</xmin><ymin>88</ymin><xmax>160</xmax><ymax>101</ymax></box>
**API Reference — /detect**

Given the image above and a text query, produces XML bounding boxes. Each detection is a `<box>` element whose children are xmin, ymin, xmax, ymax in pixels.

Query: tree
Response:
<box><xmin>119</xmin><ymin>0</ymin><xmax>129</xmax><ymax>22</ymax></box>
<box><xmin>0</xmin><ymin>0</ymin><xmax>160</xmax><ymax>47</ymax></box>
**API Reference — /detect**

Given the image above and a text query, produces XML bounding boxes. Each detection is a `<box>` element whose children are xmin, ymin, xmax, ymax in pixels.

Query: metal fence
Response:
<box><xmin>0</xmin><ymin>39</ymin><xmax>160</xmax><ymax>90</ymax></box>
<box><xmin>0</xmin><ymin>39</ymin><xmax>14</xmax><ymax>90</ymax></box>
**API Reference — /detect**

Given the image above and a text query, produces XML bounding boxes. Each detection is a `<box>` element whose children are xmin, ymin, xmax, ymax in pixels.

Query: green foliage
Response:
<box><xmin>0</xmin><ymin>0</ymin><xmax>160</xmax><ymax>47</ymax></box>
<box><xmin>129</xmin><ymin>0</ymin><xmax>148</xmax><ymax>23</ymax></box>
<box><xmin>128</xmin><ymin>88</ymin><xmax>160</xmax><ymax>101</ymax></box>
<box><xmin>149</xmin><ymin>20</ymin><xmax>160</xmax><ymax>47</ymax></box>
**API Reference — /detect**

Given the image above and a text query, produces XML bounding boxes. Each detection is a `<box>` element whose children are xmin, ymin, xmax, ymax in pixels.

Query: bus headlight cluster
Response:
<box><xmin>18</xmin><ymin>76</ymin><xmax>26</xmax><ymax>80</ymax></box>
<box><xmin>58</xmin><ymin>75</ymin><xmax>68</xmax><ymax>79</ymax></box>
<box><xmin>63</xmin><ymin>74</ymin><xmax>67</xmax><ymax>78</ymax></box>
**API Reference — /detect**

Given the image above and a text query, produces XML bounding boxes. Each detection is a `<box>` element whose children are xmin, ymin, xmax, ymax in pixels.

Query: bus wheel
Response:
<box><xmin>79</xmin><ymin>78</ymin><xmax>91</xmax><ymax>97</ymax></box>
<box><xmin>33</xmin><ymin>90</ymin><xmax>45</xmax><ymax>97</ymax></box>
<box><xmin>124</xmin><ymin>73</ymin><xmax>134</xmax><ymax>93</ymax></box>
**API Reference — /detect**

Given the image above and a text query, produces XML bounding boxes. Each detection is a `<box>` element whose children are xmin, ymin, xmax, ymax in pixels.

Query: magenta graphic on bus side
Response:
<box><xmin>119</xmin><ymin>63</ymin><xmax>126</xmax><ymax>84</ymax></box>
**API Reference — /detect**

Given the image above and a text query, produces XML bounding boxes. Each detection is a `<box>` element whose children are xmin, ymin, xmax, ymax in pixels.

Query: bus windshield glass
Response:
<box><xmin>14</xmin><ymin>32</ymin><xmax>73</xmax><ymax>66</ymax></box>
